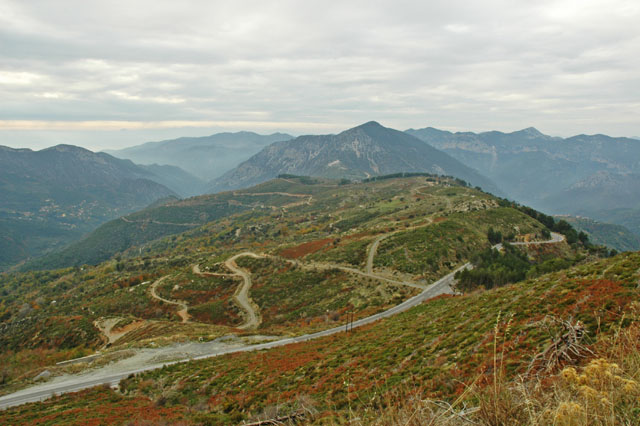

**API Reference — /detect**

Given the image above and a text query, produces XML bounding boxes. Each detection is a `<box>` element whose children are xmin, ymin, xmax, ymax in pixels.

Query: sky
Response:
<box><xmin>1</xmin><ymin>0</ymin><xmax>639</xmax><ymax>151</ymax></box>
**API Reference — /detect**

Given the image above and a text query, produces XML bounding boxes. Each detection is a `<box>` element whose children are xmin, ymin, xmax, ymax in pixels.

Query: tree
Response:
<box><xmin>578</xmin><ymin>231</ymin><xmax>589</xmax><ymax>245</ymax></box>
<box><xmin>541</xmin><ymin>228</ymin><xmax>551</xmax><ymax>239</ymax></box>
<box><xmin>487</xmin><ymin>227</ymin><xmax>503</xmax><ymax>245</ymax></box>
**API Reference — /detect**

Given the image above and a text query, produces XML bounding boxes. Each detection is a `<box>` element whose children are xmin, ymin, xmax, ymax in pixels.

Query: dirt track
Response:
<box><xmin>149</xmin><ymin>276</ymin><xmax>191</xmax><ymax>323</ymax></box>
<box><xmin>224</xmin><ymin>253</ymin><xmax>264</xmax><ymax>330</ymax></box>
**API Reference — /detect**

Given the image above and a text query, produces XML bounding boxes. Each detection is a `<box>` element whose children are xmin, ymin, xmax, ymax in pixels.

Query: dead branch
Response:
<box><xmin>526</xmin><ymin>316</ymin><xmax>594</xmax><ymax>377</ymax></box>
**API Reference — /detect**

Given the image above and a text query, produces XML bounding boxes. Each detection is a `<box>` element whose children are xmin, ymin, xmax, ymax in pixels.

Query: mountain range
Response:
<box><xmin>105</xmin><ymin>131</ymin><xmax>293</xmax><ymax>181</ymax></box>
<box><xmin>3</xmin><ymin>122</ymin><xmax>640</xmax><ymax>272</ymax></box>
<box><xmin>210</xmin><ymin>121</ymin><xmax>500</xmax><ymax>194</ymax></box>
<box><xmin>0</xmin><ymin>145</ymin><xmax>179</xmax><ymax>269</ymax></box>
<box><xmin>407</xmin><ymin>126</ymin><xmax>640</xmax><ymax>235</ymax></box>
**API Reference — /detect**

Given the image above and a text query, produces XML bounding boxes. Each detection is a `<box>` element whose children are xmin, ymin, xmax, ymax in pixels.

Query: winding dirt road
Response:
<box><xmin>366</xmin><ymin>234</ymin><xmax>390</xmax><ymax>274</ymax></box>
<box><xmin>233</xmin><ymin>191</ymin><xmax>313</xmax><ymax>211</ymax></box>
<box><xmin>149</xmin><ymin>276</ymin><xmax>191</xmax><ymax>323</ymax></box>
<box><xmin>191</xmin><ymin>255</ymin><xmax>264</xmax><ymax>330</ymax></box>
<box><xmin>224</xmin><ymin>253</ymin><xmax>264</xmax><ymax>330</ymax></box>
<box><xmin>94</xmin><ymin>318</ymin><xmax>144</xmax><ymax>346</ymax></box>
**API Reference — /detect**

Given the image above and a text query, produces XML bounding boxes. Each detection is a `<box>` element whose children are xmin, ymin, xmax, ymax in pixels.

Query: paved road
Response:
<box><xmin>0</xmin><ymin>233</ymin><xmax>565</xmax><ymax>410</ymax></box>
<box><xmin>496</xmin><ymin>232</ymin><xmax>565</xmax><ymax>249</ymax></box>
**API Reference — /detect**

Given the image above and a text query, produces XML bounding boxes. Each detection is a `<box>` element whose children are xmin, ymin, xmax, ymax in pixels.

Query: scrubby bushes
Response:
<box><xmin>456</xmin><ymin>244</ymin><xmax>530</xmax><ymax>291</ymax></box>
<box><xmin>455</xmin><ymin>243</ymin><xmax>577</xmax><ymax>292</ymax></box>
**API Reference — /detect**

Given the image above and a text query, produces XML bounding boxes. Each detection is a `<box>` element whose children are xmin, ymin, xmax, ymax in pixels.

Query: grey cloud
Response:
<box><xmin>0</xmin><ymin>0</ymin><xmax>638</xmax><ymax>150</ymax></box>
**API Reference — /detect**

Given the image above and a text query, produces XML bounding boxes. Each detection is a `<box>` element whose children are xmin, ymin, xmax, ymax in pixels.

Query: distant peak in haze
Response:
<box><xmin>512</xmin><ymin>127</ymin><xmax>546</xmax><ymax>138</ymax></box>
<box><xmin>354</xmin><ymin>121</ymin><xmax>383</xmax><ymax>130</ymax></box>
<box><xmin>43</xmin><ymin>144</ymin><xmax>94</xmax><ymax>153</ymax></box>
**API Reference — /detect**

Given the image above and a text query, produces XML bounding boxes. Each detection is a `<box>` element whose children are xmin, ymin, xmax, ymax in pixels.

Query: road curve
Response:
<box><xmin>366</xmin><ymin>234</ymin><xmax>388</xmax><ymax>274</ymax></box>
<box><xmin>0</xmin><ymin>233</ymin><xmax>565</xmax><ymax>410</ymax></box>
<box><xmin>225</xmin><ymin>252</ymin><xmax>264</xmax><ymax>330</ymax></box>
<box><xmin>149</xmin><ymin>276</ymin><xmax>190</xmax><ymax>323</ymax></box>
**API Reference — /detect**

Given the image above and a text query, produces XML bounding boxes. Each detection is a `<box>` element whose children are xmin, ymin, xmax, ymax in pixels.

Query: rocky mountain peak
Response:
<box><xmin>209</xmin><ymin>122</ymin><xmax>500</xmax><ymax>194</ymax></box>
<box><xmin>511</xmin><ymin>127</ymin><xmax>546</xmax><ymax>139</ymax></box>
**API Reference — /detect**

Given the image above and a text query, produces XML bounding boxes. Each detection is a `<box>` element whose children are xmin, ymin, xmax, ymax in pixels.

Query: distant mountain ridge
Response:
<box><xmin>406</xmin><ymin>126</ymin><xmax>640</xmax><ymax>235</ymax></box>
<box><xmin>0</xmin><ymin>144</ymin><xmax>178</xmax><ymax>269</ymax></box>
<box><xmin>210</xmin><ymin>122</ymin><xmax>500</xmax><ymax>194</ymax></box>
<box><xmin>105</xmin><ymin>131</ymin><xmax>293</xmax><ymax>181</ymax></box>
<box><xmin>137</xmin><ymin>164</ymin><xmax>207</xmax><ymax>197</ymax></box>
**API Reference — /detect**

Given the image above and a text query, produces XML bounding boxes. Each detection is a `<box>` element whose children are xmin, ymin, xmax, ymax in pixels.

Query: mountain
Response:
<box><xmin>0</xmin><ymin>145</ymin><xmax>177</xmax><ymax>269</ymax></box>
<box><xmin>406</xmin><ymin>126</ymin><xmax>640</xmax><ymax>234</ymax></box>
<box><xmin>554</xmin><ymin>215</ymin><xmax>640</xmax><ymax>252</ymax></box>
<box><xmin>209</xmin><ymin>122</ymin><xmax>500</xmax><ymax>194</ymax></box>
<box><xmin>105</xmin><ymin>131</ymin><xmax>293</xmax><ymax>181</ymax></box>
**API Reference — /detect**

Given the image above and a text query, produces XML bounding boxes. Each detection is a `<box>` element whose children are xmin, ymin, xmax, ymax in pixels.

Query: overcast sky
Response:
<box><xmin>1</xmin><ymin>0</ymin><xmax>639</xmax><ymax>150</ymax></box>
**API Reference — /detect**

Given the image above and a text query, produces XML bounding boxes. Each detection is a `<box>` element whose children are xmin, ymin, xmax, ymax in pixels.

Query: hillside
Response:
<box><xmin>209</xmin><ymin>122</ymin><xmax>501</xmax><ymax>194</ymax></box>
<box><xmin>26</xmin><ymin>171</ymin><xmax>498</xmax><ymax>271</ymax></box>
<box><xmin>555</xmin><ymin>215</ymin><xmax>640</xmax><ymax>252</ymax></box>
<box><xmin>0</xmin><ymin>145</ymin><xmax>178</xmax><ymax>270</ymax></box>
<box><xmin>24</xmin><ymin>177</ymin><xmax>337</xmax><ymax>270</ymax></box>
<box><xmin>105</xmin><ymin>131</ymin><xmax>293</xmax><ymax>181</ymax></box>
<box><xmin>407</xmin><ymin>126</ymin><xmax>640</xmax><ymax>235</ymax></box>
<box><xmin>112</xmin><ymin>252</ymin><xmax>639</xmax><ymax>425</ymax></box>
